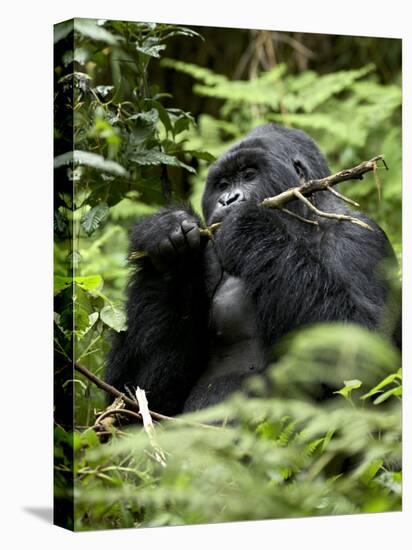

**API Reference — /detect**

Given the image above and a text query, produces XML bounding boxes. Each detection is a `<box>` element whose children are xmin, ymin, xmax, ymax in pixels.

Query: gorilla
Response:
<box><xmin>106</xmin><ymin>124</ymin><xmax>400</xmax><ymax>415</ymax></box>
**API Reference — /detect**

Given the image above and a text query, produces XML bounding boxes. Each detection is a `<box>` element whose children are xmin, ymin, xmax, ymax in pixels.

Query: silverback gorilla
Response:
<box><xmin>106</xmin><ymin>124</ymin><xmax>400</xmax><ymax>415</ymax></box>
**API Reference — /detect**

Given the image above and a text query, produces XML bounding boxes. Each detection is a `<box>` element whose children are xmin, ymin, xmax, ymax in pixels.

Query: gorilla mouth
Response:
<box><xmin>209</xmin><ymin>200</ymin><xmax>247</xmax><ymax>225</ymax></box>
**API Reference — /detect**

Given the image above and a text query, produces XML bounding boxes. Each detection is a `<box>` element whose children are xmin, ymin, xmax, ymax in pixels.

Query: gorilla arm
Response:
<box><xmin>105</xmin><ymin>206</ymin><xmax>208</xmax><ymax>416</ymax></box>
<box><xmin>214</xmin><ymin>202</ymin><xmax>396</xmax><ymax>347</ymax></box>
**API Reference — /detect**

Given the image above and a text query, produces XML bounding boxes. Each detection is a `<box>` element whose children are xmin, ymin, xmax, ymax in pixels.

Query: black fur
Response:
<box><xmin>106</xmin><ymin>124</ymin><xmax>400</xmax><ymax>415</ymax></box>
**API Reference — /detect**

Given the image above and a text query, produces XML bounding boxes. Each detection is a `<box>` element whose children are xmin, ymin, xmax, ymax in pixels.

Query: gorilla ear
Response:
<box><xmin>292</xmin><ymin>158</ymin><xmax>310</xmax><ymax>182</ymax></box>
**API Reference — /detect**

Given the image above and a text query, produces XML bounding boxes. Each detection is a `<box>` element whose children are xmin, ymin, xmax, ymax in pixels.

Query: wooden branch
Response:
<box><xmin>129</xmin><ymin>155</ymin><xmax>386</xmax><ymax>261</ymax></box>
<box><xmin>74</xmin><ymin>363</ymin><xmax>220</xmax><ymax>430</ymax></box>
<box><xmin>261</xmin><ymin>155</ymin><xmax>384</xmax><ymax>209</ymax></box>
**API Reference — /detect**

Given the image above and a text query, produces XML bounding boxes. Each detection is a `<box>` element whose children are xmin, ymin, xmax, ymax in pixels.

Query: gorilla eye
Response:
<box><xmin>243</xmin><ymin>167</ymin><xmax>257</xmax><ymax>181</ymax></box>
<box><xmin>217</xmin><ymin>178</ymin><xmax>229</xmax><ymax>189</ymax></box>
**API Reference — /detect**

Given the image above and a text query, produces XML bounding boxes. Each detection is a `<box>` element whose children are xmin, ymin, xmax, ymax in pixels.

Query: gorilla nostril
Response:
<box><xmin>219</xmin><ymin>191</ymin><xmax>243</xmax><ymax>207</ymax></box>
<box><xmin>226</xmin><ymin>192</ymin><xmax>241</xmax><ymax>205</ymax></box>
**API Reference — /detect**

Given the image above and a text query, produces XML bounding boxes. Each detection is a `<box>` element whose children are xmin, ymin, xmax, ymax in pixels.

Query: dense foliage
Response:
<box><xmin>54</xmin><ymin>19</ymin><xmax>402</xmax><ymax>531</ymax></box>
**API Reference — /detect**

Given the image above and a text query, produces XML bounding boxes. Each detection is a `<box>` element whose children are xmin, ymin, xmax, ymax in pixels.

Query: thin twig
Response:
<box><xmin>96</xmin><ymin>408</ymin><xmax>142</xmax><ymax>425</ymax></box>
<box><xmin>74</xmin><ymin>363</ymin><xmax>220</xmax><ymax>430</ymax></box>
<box><xmin>293</xmin><ymin>190</ymin><xmax>373</xmax><ymax>231</ymax></box>
<box><xmin>281</xmin><ymin>208</ymin><xmax>319</xmax><ymax>226</ymax></box>
<box><xmin>326</xmin><ymin>186</ymin><xmax>360</xmax><ymax>207</ymax></box>
<box><xmin>129</xmin><ymin>155</ymin><xmax>386</xmax><ymax>261</ymax></box>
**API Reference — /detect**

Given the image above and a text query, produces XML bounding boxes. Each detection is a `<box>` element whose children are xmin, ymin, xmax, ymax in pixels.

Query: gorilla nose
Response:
<box><xmin>218</xmin><ymin>190</ymin><xmax>244</xmax><ymax>207</ymax></box>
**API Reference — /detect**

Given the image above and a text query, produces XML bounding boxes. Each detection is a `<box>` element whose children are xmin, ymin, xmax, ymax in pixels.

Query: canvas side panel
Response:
<box><xmin>53</xmin><ymin>19</ymin><xmax>75</xmax><ymax>532</ymax></box>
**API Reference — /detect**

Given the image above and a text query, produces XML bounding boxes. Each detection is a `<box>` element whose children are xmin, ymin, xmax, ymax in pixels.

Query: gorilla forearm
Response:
<box><xmin>106</xmin><ymin>271</ymin><xmax>207</xmax><ymax>414</ymax></box>
<box><xmin>105</xmin><ymin>205</ymin><xmax>208</xmax><ymax>414</ymax></box>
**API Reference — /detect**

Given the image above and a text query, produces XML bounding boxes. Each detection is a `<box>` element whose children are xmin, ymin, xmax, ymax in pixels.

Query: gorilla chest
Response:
<box><xmin>211</xmin><ymin>275</ymin><xmax>257</xmax><ymax>343</ymax></box>
<box><xmin>183</xmin><ymin>274</ymin><xmax>265</xmax><ymax>412</ymax></box>
<box><xmin>206</xmin><ymin>274</ymin><xmax>266</xmax><ymax>377</ymax></box>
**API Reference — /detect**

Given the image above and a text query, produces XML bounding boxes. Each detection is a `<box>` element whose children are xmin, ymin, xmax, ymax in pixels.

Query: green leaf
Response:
<box><xmin>54</xmin><ymin>150</ymin><xmax>128</xmax><ymax>177</ymax></box>
<box><xmin>76</xmin><ymin>275</ymin><xmax>104</xmax><ymax>291</ymax></box>
<box><xmin>54</xmin><ymin>210</ymin><xmax>68</xmax><ymax>234</ymax></box>
<box><xmin>73</xmin><ymin>306</ymin><xmax>90</xmax><ymax>333</ymax></box>
<box><xmin>360</xmin><ymin>459</ymin><xmax>384</xmax><ymax>485</ymax></box>
<box><xmin>361</xmin><ymin>369</ymin><xmax>402</xmax><ymax>400</ymax></box>
<box><xmin>373</xmin><ymin>386</ymin><xmax>402</xmax><ymax>405</ymax></box>
<box><xmin>78</xmin><ymin>312</ymin><xmax>99</xmax><ymax>338</ymax></box>
<box><xmin>55</xmin><ymin>275</ymin><xmax>104</xmax><ymax>295</ymax></box>
<box><xmin>94</xmin><ymin>85</ymin><xmax>114</xmax><ymax>98</ymax></box>
<box><xmin>62</xmin><ymin>47</ymin><xmax>90</xmax><ymax>66</ymax></box>
<box><xmin>130</xmin><ymin>150</ymin><xmax>196</xmax><ymax>173</ymax></box>
<box><xmin>54</xmin><ymin>20</ymin><xmax>73</xmax><ymax>43</ymax></box>
<box><xmin>299</xmin><ymin>65</ymin><xmax>375</xmax><ymax>112</ymax></box>
<box><xmin>161</xmin><ymin>58</ymin><xmax>228</xmax><ymax>86</ymax></box>
<box><xmin>128</xmin><ymin>109</ymin><xmax>159</xmax><ymax>128</ymax></box>
<box><xmin>136</xmin><ymin>44</ymin><xmax>167</xmax><ymax>58</ymax></box>
<box><xmin>173</xmin><ymin>117</ymin><xmax>191</xmax><ymax>135</ymax></box>
<box><xmin>74</xmin><ymin>19</ymin><xmax>120</xmax><ymax>45</ymax></box>
<box><xmin>164</xmin><ymin>26</ymin><xmax>204</xmax><ymax>41</ymax></box>
<box><xmin>150</xmin><ymin>100</ymin><xmax>173</xmax><ymax>134</ymax></box>
<box><xmin>375</xmin><ymin>471</ymin><xmax>402</xmax><ymax>495</ymax></box>
<box><xmin>54</xmin><ymin>276</ymin><xmax>72</xmax><ymax>295</ymax></box>
<box><xmin>334</xmin><ymin>379</ymin><xmax>362</xmax><ymax>399</ymax></box>
<box><xmin>184</xmin><ymin>150</ymin><xmax>216</xmax><ymax>163</ymax></box>
<box><xmin>81</xmin><ymin>203</ymin><xmax>109</xmax><ymax>235</ymax></box>
<box><xmin>100</xmin><ymin>304</ymin><xmax>127</xmax><ymax>332</ymax></box>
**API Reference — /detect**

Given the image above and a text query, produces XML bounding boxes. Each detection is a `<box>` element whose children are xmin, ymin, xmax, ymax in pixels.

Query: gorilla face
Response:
<box><xmin>202</xmin><ymin>125</ymin><xmax>330</xmax><ymax>225</ymax></box>
<box><xmin>203</xmin><ymin>147</ymin><xmax>262</xmax><ymax>224</ymax></box>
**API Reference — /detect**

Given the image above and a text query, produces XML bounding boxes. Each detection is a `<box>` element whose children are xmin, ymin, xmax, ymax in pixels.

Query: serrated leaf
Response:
<box><xmin>130</xmin><ymin>150</ymin><xmax>196</xmax><ymax>173</ymax></box>
<box><xmin>100</xmin><ymin>305</ymin><xmax>127</xmax><ymax>332</ymax></box>
<box><xmin>54</xmin><ymin>275</ymin><xmax>104</xmax><ymax>295</ymax></box>
<box><xmin>76</xmin><ymin>275</ymin><xmax>104</xmax><ymax>291</ymax></box>
<box><xmin>54</xmin><ymin>150</ymin><xmax>128</xmax><ymax>177</ymax></box>
<box><xmin>136</xmin><ymin>44</ymin><xmax>167</xmax><ymax>58</ymax></box>
<box><xmin>128</xmin><ymin>109</ymin><xmax>159</xmax><ymax>126</ymax></box>
<box><xmin>81</xmin><ymin>203</ymin><xmax>109</xmax><ymax>235</ymax></box>
<box><xmin>184</xmin><ymin>150</ymin><xmax>216</xmax><ymax>163</ymax></box>
<box><xmin>54</xmin><ymin>276</ymin><xmax>73</xmax><ymax>295</ymax></box>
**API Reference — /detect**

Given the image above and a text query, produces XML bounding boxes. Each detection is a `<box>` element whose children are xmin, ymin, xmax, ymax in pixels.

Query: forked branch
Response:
<box><xmin>129</xmin><ymin>155</ymin><xmax>386</xmax><ymax>261</ymax></box>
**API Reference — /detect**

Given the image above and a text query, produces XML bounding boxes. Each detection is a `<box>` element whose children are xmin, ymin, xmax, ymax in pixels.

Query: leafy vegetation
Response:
<box><xmin>54</xmin><ymin>19</ymin><xmax>402</xmax><ymax>531</ymax></box>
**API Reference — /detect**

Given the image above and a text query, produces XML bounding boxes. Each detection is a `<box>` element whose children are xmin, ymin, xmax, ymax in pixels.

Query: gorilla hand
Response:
<box><xmin>130</xmin><ymin>206</ymin><xmax>202</xmax><ymax>272</ymax></box>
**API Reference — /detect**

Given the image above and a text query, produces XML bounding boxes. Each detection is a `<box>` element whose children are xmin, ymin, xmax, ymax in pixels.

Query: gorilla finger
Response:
<box><xmin>183</xmin><ymin>225</ymin><xmax>201</xmax><ymax>250</ymax></box>
<box><xmin>147</xmin><ymin>240</ymin><xmax>175</xmax><ymax>271</ymax></box>
<box><xmin>169</xmin><ymin>227</ymin><xmax>188</xmax><ymax>253</ymax></box>
<box><xmin>181</xmin><ymin>219</ymin><xmax>197</xmax><ymax>233</ymax></box>
<box><xmin>158</xmin><ymin>238</ymin><xmax>177</xmax><ymax>259</ymax></box>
